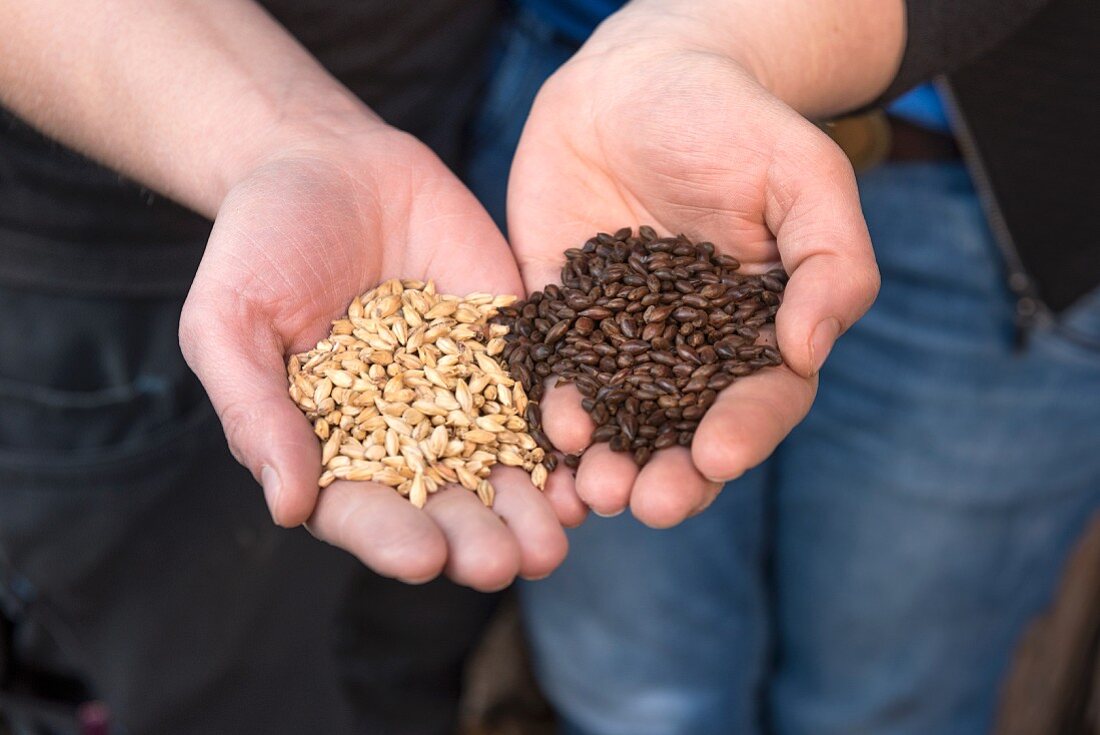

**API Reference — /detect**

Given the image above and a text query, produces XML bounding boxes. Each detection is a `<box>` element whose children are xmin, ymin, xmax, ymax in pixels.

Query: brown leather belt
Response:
<box><xmin>824</xmin><ymin>111</ymin><xmax>961</xmax><ymax>171</ymax></box>
<box><xmin>887</xmin><ymin>116</ymin><xmax>960</xmax><ymax>162</ymax></box>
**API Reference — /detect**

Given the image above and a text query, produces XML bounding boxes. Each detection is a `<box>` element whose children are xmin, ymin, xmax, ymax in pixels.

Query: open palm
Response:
<box><xmin>181</xmin><ymin>129</ymin><xmax>566</xmax><ymax>590</ymax></box>
<box><xmin>509</xmin><ymin>43</ymin><xmax>879</xmax><ymax>526</ymax></box>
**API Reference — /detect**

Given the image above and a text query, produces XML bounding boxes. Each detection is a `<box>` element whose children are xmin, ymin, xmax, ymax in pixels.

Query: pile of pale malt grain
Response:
<box><xmin>287</xmin><ymin>279</ymin><xmax>548</xmax><ymax>508</ymax></box>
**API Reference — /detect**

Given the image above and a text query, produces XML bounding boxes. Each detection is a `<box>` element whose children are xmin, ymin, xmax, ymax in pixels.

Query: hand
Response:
<box><xmin>180</xmin><ymin>126</ymin><xmax>567</xmax><ymax>590</ymax></box>
<box><xmin>507</xmin><ymin>12</ymin><xmax>880</xmax><ymax>528</ymax></box>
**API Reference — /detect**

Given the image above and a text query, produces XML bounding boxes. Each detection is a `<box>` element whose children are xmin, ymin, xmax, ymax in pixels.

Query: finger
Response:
<box><xmin>422</xmin><ymin>485</ymin><xmax>522</xmax><ymax>592</ymax></box>
<box><xmin>540</xmin><ymin>383</ymin><xmax>595</xmax><ymax>454</ymax></box>
<box><xmin>691</xmin><ymin>366</ymin><xmax>817</xmax><ymax>483</ymax></box>
<box><xmin>543</xmin><ymin>464</ymin><xmax>588</xmax><ymax>528</ymax></box>
<box><xmin>179</xmin><ymin>294</ymin><xmax>320</xmax><ymax>527</ymax></box>
<box><xmin>306</xmin><ymin>481</ymin><xmax>447</xmax><ymax>583</ymax></box>
<box><xmin>574</xmin><ymin>443</ymin><xmax>639</xmax><ymax>518</ymax></box>
<box><xmin>490</xmin><ymin>467</ymin><xmax>569</xmax><ymax>580</ymax></box>
<box><xmin>767</xmin><ymin>124</ymin><xmax>880</xmax><ymax>377</ymax></box>
<box><xmin>630</xmin><ymin>448</ymin><xmax>721</xmax><ymax>529</ymax></box>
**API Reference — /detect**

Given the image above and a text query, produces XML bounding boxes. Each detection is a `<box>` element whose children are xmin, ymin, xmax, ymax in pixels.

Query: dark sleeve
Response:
<box><xmin>882</xmin><ymin>0</ymin><xmax>1056</xmax><ymax>99</ymax></box>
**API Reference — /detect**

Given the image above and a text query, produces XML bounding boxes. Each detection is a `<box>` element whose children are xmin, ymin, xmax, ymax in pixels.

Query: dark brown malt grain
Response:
<box><xmin>495</xmin><ymin>227</ymin><xmax>786</xmax><ymax>467</ymax></box>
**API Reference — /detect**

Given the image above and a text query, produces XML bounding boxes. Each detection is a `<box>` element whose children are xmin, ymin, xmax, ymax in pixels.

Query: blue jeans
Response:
<box><xmin>466</xmin><ymin>15</ymin><xmax>1100</xmax><ymax>735</ymax></box>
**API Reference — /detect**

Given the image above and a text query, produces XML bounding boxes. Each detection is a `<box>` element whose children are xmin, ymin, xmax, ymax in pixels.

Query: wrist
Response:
<box><xmin>586</xmin><ymin>3</ymin><xmax>767</xmax><ymax>80</ymax></box>
<box><xmin>216</xmin><ymin>87</ymin><xmax>388</xmax><ymax>209</ymax></box>
<box><xmin>592</xmin><ymin>0</ymin><xmax>904</xmax><ymax>119</ymax></box>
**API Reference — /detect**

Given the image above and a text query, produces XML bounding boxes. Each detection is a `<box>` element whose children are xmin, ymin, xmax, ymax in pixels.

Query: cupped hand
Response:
<box><xmin>508</xmin><ymin>15</ymin><xmax>879</xmax><ymax>528</ymax></box>
<box><xmin>180</xmin><ymin>126</ymin><xmax>566</xmax><ymax>590</ymax></box>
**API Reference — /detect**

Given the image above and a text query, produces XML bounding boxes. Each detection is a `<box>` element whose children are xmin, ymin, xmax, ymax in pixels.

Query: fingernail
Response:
<box><xmin>261</xmin><ymin>465</ymin><xmax>283</xmax><ymax>525</ymax></box>
<box><xmin>809</xmin><ymin>317</ymin><xmax>841</xmax><ymax>374</ymax></box>
<box><xmin>397</xmin><ymin>574</ymin><xmax>438</xmax><ymax>585</ymax></box>
<box><xmin>694</xmin><ymin>491</ymin><xmax>722</xmax><ymax>515</ymax></box>
<box><xmin>592</xmin><ymin>508</ymin><xmax>624</xmax><ymax>518</ymax></box>
<box><xmin>479</xmin><ymin>580</ymin><xmax>515</xmax><ymax>593</ymax></box>
<box><xmin>704</xmin><ymin>468</ymin><xmax>744</xmax><ymax>485</ymax></box>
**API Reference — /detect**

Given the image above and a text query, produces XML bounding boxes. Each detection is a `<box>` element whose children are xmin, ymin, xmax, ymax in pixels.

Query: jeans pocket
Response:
<box><xmin>0</xmin><ymin>284</ymin><xmax>212</xmax><ymax>471</ymax></box>
<box><xmin>0</xmin><ymin>370</ymin><xmax>211</xmax><ymax>459</ymax></box>
<box><xmin>0</xmin><ymin>385</ymin><xmax>216</xmax><ymax>484</ymax></box>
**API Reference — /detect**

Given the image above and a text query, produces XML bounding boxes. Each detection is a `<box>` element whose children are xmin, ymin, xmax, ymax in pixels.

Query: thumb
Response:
<box><xmin>179</xmin><ymin>291</ymin><xmax>320</xmax><ymax>527</ymax></box>
<box><xmin>767</xmin><ymin>124</ymin><xmax>880</xmax><ymax>377</ymax></box>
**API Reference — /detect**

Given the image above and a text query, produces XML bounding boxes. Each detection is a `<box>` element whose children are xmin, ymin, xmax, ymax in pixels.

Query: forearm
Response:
<box><xmin>593</xmin><ymin>0</ymin><xmax>906</xmax><ymax>119</ymax></box>
<box><xmin>0</xmin><ymin>0</ymin><xmax>380</xmax><ymax>217</ymax></box>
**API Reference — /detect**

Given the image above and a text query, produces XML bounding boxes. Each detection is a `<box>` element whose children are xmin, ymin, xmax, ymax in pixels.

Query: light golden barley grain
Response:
<box><xmin>287</xmin><ymin>279</ymin><xmax>548</xmax><ymax>507</ymax></box>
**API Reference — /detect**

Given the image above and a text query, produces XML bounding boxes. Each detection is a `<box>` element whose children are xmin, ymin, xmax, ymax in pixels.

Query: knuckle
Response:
<box><xmin>464</xmin><ymin>542</ymin><xmax>519</xmax><ymax>586</ymax></box>
<box><xmin>178</xmin><ymin>291</ymin><xmax>229</xmax><ymax>368</ymax></box>
<box><xmin>865</xmin><ymin>264</ymin><xmax>883</xmax><ymax>302</ymax></box>
<box><xmin>177</xmin><ymin>298</ymin><xmax>206</xmax><ymax>365</ymax></box>
<box><xmin>376</xmin><ymin>536</ymin><xmax>444</xmax><ymax>580</ymax></box>
<box><xmin>816</xmin><ymin>138</ymin><xmax>856</xmax><ymax>180</ymax></box>
<box><xmin>850</xmin><ymin>263</ymin><xmax>882</xmax><ymax>317</ymax></box>
<box><xmin>633</xmin><ymin>491</ymin><xmax>685</xmax><ymax>529</ymax></box>
<box><xmin>796</xmin><ymin>124</ymin><xmax>855</xmax><ymax>180</ymax></box>
<box><xmin>692</xmin><ymin>435</ymin><xmax>746</xmax><ymax>484</ymax></box>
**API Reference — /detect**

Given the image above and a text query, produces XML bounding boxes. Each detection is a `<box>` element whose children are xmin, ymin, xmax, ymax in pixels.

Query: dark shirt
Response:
<box><xmin>884</xmin><ymin>0</ymin><xmax>1100</xmax><ymax>317</ymax></box>
<box><xmin>0</xmin><ymin>0</ymin><xmax>496</xmax><ymax>297</ymax></box>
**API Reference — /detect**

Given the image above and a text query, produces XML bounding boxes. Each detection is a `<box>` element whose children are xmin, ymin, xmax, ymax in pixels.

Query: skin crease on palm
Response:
<box><xmin>180</xmin><ymin>132</ymin><xmax>568</xmax><ymax>592</ymax></box>
<box><xmin>508</xmin><ymin>31</ymin><xmax>880</xmax><ymax>529</ymax></box>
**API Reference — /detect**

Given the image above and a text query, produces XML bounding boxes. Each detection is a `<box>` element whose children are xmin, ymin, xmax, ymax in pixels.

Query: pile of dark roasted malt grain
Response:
<box><xmin>496</xmin><ymin>226</ymin><xmax>786</xmax><ymax>467</ymax></box>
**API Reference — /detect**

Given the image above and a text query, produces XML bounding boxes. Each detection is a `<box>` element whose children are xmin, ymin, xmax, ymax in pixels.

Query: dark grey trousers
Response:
<box><xmin>0</xmin><ymin>286</ymin><xmax>496</xmax><ymax>734</ymax></box>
